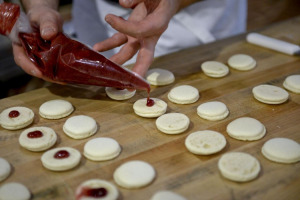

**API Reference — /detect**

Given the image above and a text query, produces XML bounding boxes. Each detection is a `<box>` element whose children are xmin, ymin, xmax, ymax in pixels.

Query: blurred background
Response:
<box><xmin>0</xmin><ymin>0</ymin><xmax>300</xmax><ymax>99</ymax></box>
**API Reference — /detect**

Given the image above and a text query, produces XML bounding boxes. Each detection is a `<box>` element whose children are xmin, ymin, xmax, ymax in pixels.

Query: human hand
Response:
<box><xmin>93</xmin><ymin>0</ymin><xmax>181</xmax><ymax>77</ymax></box>
<box><xmin>12</xmin><ymin>5</ymin><xmax>63</xmax><ymax>82</ymax></box>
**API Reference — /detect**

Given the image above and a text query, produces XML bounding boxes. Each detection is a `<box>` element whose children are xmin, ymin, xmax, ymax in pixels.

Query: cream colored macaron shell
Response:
<box><xmin>84</xmin><ymin>137</ymin><xmax>121</xmax><ymax>161</ymax></box>
<box><xmin>0</xmin><ymin>107</ymin><xmax>34</xmax><ymax>130</ymax></box>
<box><xmin>201</xmin><ymin>61</ymin><xmax>229</xmax><ymax>78</ymax></box>
<box><xmin>156</xmin><ymin>113</ymin><xmax>190</xmax><ymax>134</ymax></box>
<box><xmin>185</xmin><ymin>130</ymin><xmax>226</xmax><ymax>155</ymax></box>
<box><xmin>197</xmin><ymin>101</ymin><xmax>229</xmax><ymax>121</ymax></box>
<box><xmin>283</xmin><ymin>74</ymin><xmax>300</xmax><ymax>94</ymax></box>
<box><xmin>252</xmin><ymin>84</ymin><xmax>289</xmax><ymax>104</ymax></box>
<box><xmin>146</xmin><ymin>68</ymin><xmax>175</xmax><ymax>86</ymax></box>
<box><xmin>113</xmin><ymin>160</ymin><xmax>156</xmax><ymax>189</ymax></box>
<box><xmin>105</xmin><ymin>87</ymin><xmax>136</xmax><ymax>100</ymax></box>
<box><xmin>41</xmin><ymin>147</ymin><xmax>81</xmax><ymax>171</ymax></box>
<box><xmin>19</xmin><ymin>126</ymin><xmax>57</xmax><ymax>152</ymax></box>
<box><xmin>218</xmin><ymin>152</ymin><xmax>260</xmax><ymax>182</ymax></box>
<box><xmin>226</xmin><ymin>117</ymin><xmax>266</xmax><ymax>141</ymax></box>
<box><xmin>76</xmin><ymin>179</ymin><xmax>119</xmax><ymax>200</ymax></box>
<box><xmin>168</xmin><ymin>85</ymin><xmax>199</xmax><ymax>104</ymax></box>
<box><xmin>63</xmin><ymin>115</ymin><xmax>97</xmax><ymax>139</ymax></box>
<box><xmin>0</xmin><ymin>182</ymin><xmax>31</xmax><ymax>200</ymax></box>
<box><xmin>227</xmin><ymin>54</ymin><xmax>256</xmax><ymax>71</ymax></box>
<box><xmin>0</xmin><ymin>158</ymin><xmax>11</xmax><ymax>182</ymax></box>
<box><xmin>133</xmin><ymin>98</ymin><xmax>167</xmax><ymax>118</ymax></box>
<box><xmin>151</xmin><ymin>190</ymin><xmax>186</xmax><ymax>200</ymax></box>
<box><xmin>39</xmin><ymin>99</ymin><xmax>74</xmax><ymax>119</ymax></box>
<box><xmin>262</xmin><ymin>138</ymin><xmax>300</xmax><ymax>164</ymax></box>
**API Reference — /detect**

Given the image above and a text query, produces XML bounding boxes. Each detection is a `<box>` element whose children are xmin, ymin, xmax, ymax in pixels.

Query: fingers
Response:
<box><xmin>13</xmin><ymin>43</ymin><xmax>65</xmax><ymax>85</ymax></box>
<box><xmin>28</xmin><ymin>7</ymin><xmax>63</xmax><ymax>40</ymax></box>
<box><xmin>93</xmin><ymin>33</ymin><xmax>127</xmax><ymax>52</ymax></box>
<box><xmin>109</xmin><ymin>39</ymin><xmax>140</xmax><ymax>64</ymax></box>
<box><xmin>39</xmin><ymin>13</ymin><xmax>62</xmax><ymax>40</ymax></box>
<box><xmin>131</xmin><ymin>37</ymin><xmax>157</xmax><ymax>77</ymax></box>
<box><xmin>12</xmin><ymin>43</ymin><xmax>43</xmax><ymax>78</ymax></box>
<box><xmin>105</xmin><ymin>12</ymin><xmax>167</xmax><ymax>38</ymax></box>
<box><xmin>119</xmin><ymin>0</ymin><xmax>144</xmax><ymax>8</ymax></box>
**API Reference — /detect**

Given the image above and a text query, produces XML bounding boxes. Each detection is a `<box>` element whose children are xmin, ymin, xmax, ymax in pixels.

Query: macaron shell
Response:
<box><xmin>156</xmin><ymin>113</ymin><xmax>190</xmax><ymax>134</ymax></box>
<box><xmin>283</xmin><ymin>74</ymin><xmax>300</xmax><ymax>94</ymax></box>
<box><xmin>226</xmin><ymin>117</ymin><xmax>266</xmax><ymax>141</ymax></box>
<box><xmin>201</xmin><ymin>61</ymin><xmax>229</xmax><ymax>78</ymax></box>
<box><xmin>146</xmin><ymin>68</ymin><xmax>175</xmax><ymax>86</ymax></box>
<box><xmin>41</xmin><ymin>147</ymin><xmax>81</xmax><ymax>171</ymax></box>
<box><xmin>0</xmin><ymin>182</ymin><xmax>31</xmax><ymax>200</ymax></box>
<box><xmin>197</xmin><ymin>101</ymin><xmax>229</xmax><ymax>121</ymax></box>
<box><xmin>0</xmin><ymin>107</ymin><xmax>34</xmax><ymax>130</ymax></box>
<box><xmin>262</xmin><ymin>138</ymin><xmax>300</xmax><ymax>163</ymax></box>
<box><xmin>105</xmin><ymin>87</ymin><xmax>136</xmax><ymax>100</ymax></box>
<box><xmin>63</xmin><ymin>115</ymin><xmax>97</xmax><ymax>139</ymax></box>
<box><xmin>75</xmin><ymin>179</ymin><xmax>119</xmax><ymax>200</ymax></box>
<box><xmin>113</xmin><ymin>160</ymin><xmax>156</xmax><ymax>189</ymax></box>
<box><xmin>228</xmin><ymin>54</ymin><xmax>256</xmax><ymax>71</ymax></box>
<box><xmin>19</xmin><ymin>126</ymin><xmax>57</xmax><ymax>152</ymax></box>
<box><xmin>185</xmin><ymin>130</ymin><xmax>226</xmax><ymax>155</ymax></box>
<box><xmin>39</xmin><ymin>99</ymin><xmax>74</xmax><ymax>119</ymax></box>
<box><xmin>218</xmin><ymin>152</ymin><xmax>260</xmax><ymax>182</ymax></box>
<box><xmin>150</xmin><ymin>190</ymin><xmax>187</xmax><ymax>200</ymax></box>
<box><xmin>133</xmin><ymin>98</ymin><xmax>167</xmax><ymax>118</ymax></box>
<box><xmin>84</xmin><ymin>137</ymin><xmax>121</xmax><ymax>161</ymax></box>
<box><xmin>0</xmin><ymin>158</ymin><xmax>11</xmax><ymax>182</ymax></box>
<box><xmin>168</xmin><ymin>85</ymin><xmax>199</xmax><ymax>104</ymax></box>
<box><xmin>252</xmin><ymin>84</ymin><xmax>289</xmax><ymax>104</ymax></box>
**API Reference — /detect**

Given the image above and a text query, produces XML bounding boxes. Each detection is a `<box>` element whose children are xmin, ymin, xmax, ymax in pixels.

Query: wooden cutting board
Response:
<box><xmin>0</xmin><ymin>16</ymin><xmax>300</xmax><ymax>200</ymax></box>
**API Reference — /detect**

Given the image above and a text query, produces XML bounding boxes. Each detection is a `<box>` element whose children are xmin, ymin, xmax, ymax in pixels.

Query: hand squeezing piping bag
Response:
<box><xmin>0</xmin><ymin>2</ymin><xmax>150</xmax><ymax>92</ymax></box>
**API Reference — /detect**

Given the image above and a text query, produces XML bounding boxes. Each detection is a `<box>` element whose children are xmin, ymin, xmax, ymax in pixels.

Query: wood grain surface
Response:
<box><xmin>0</xmin><ymin>16</ymin><xmax>300</xmax><ymax>200</ymax></box>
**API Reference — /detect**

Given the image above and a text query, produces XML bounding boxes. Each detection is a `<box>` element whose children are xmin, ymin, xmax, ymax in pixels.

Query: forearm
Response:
<box><xmin>22</xmin><ymin>0</ymin><xmax>59</xmax><ymax>12</ymax></box>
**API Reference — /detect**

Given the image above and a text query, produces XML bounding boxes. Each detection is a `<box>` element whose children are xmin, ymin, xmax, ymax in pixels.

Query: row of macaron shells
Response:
<box><xmin>132</xmin><ymin>85</ymin><xmax>299</xmax><ymax>182</ymax></box>
<box><xmin>0</xmin><ymin>54</ymin><xmax>299</xmax><ymax>199</ymax></box>
<box><xmin>135</xmin><ymin>59</ymin><xmax>300</xmax><ymax>183</ymax></box>
<box><xmin>0</xmin><ymin>99</ymin><xmax>188</xmax><ymax>200</ymax></box>
<box><xmin>0</xmin><ymin>100</ymin><xmax>132</xmax><ymax>199</ymax></box>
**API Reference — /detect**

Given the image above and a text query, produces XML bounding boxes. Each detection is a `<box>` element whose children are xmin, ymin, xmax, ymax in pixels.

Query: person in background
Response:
<box><xmin>13</xmin><ymin>0</ymin><xmax>247</xmax><ymax>81</ymax></box>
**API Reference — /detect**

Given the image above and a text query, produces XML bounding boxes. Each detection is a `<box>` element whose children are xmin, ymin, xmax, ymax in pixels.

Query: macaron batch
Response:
<box><xmin>0</xmin><ymin>53</ymin><xmax>299</xmax><ymax>199</ymax></box>
<box><xmin>130</xmin><ymin>53</ymin><xmax>300</xmax><ymax>185</ymax></box>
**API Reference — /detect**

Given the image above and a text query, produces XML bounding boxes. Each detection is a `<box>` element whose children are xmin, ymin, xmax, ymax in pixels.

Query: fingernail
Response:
<box><xmin>31</xmin><ymin>69</ymin><xmax>37</xmax><ymax>76</ymax></box>
<box><xmin>120</xmin><ymin>0</ymin><xmax>133</xmax><ymax>6</ymax></box>
<box><xmin>125</xmin><ymin>0</ymin><xmax>133</xmax><ymax>6</ymax></box>
<box><xmin>105</xmin><ymin>16</ymin><xmax>111</xmax><ymax>23</ymax></box>
<box><xmin>42</xmin><ymin>27</ymin><xmax>55</xmax><ymax>36</ymax></box>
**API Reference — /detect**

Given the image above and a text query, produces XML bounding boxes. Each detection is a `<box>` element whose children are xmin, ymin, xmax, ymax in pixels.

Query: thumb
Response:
<box><xmin>119</xmin><ymin>0</ymin><xmax>143</xmax><ymax>8</ymax></box>
<box><xmin>39</xmin><ymin>15</ymin><xmax>60</xmax><ymax>40</ymax></box>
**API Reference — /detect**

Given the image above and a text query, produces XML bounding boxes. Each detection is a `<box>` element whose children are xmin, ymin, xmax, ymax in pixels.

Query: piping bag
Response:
<box><xmin>0</xmin><ymin>2</ymin><xmax>150</xmax><ymax>92</ymax></box>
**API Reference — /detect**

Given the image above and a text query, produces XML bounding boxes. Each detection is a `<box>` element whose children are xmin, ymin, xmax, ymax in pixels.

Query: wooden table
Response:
<box><xmin>1</xmin><ymin>16</ymin><xmax>300</xmax><ymax>200</ymax></box>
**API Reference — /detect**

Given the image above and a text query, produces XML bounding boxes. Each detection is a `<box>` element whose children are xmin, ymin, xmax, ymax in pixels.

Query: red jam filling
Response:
<box><xmin>81</xmin><ymin>187</ymin><xmax>108</xmax><ymax>198</ymax></box>
<box><xmin>146</xmin><ymin>98</ymin><xmax>154</xmax><ymax>107</ymax></box>
<box><xmin>8</xmin><ymin>110</ymin><xmax>20</xmax><ymax>118</ymax></box>
<box><xmin>54</xmin><ymin>150</ymin><xmax>70</xmax><ymax>159</ymax></box>
<box><xmin>27</xmin><ymin>130</ymin><xmax>43</xmax><ymax>138</ymax></box>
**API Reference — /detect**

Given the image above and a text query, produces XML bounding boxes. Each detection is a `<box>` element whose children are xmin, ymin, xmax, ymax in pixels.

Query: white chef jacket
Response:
<box><xmin>71</xmin><ymin>0</ymin><xmax>247</xmax><ymax>64</ymax></box>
